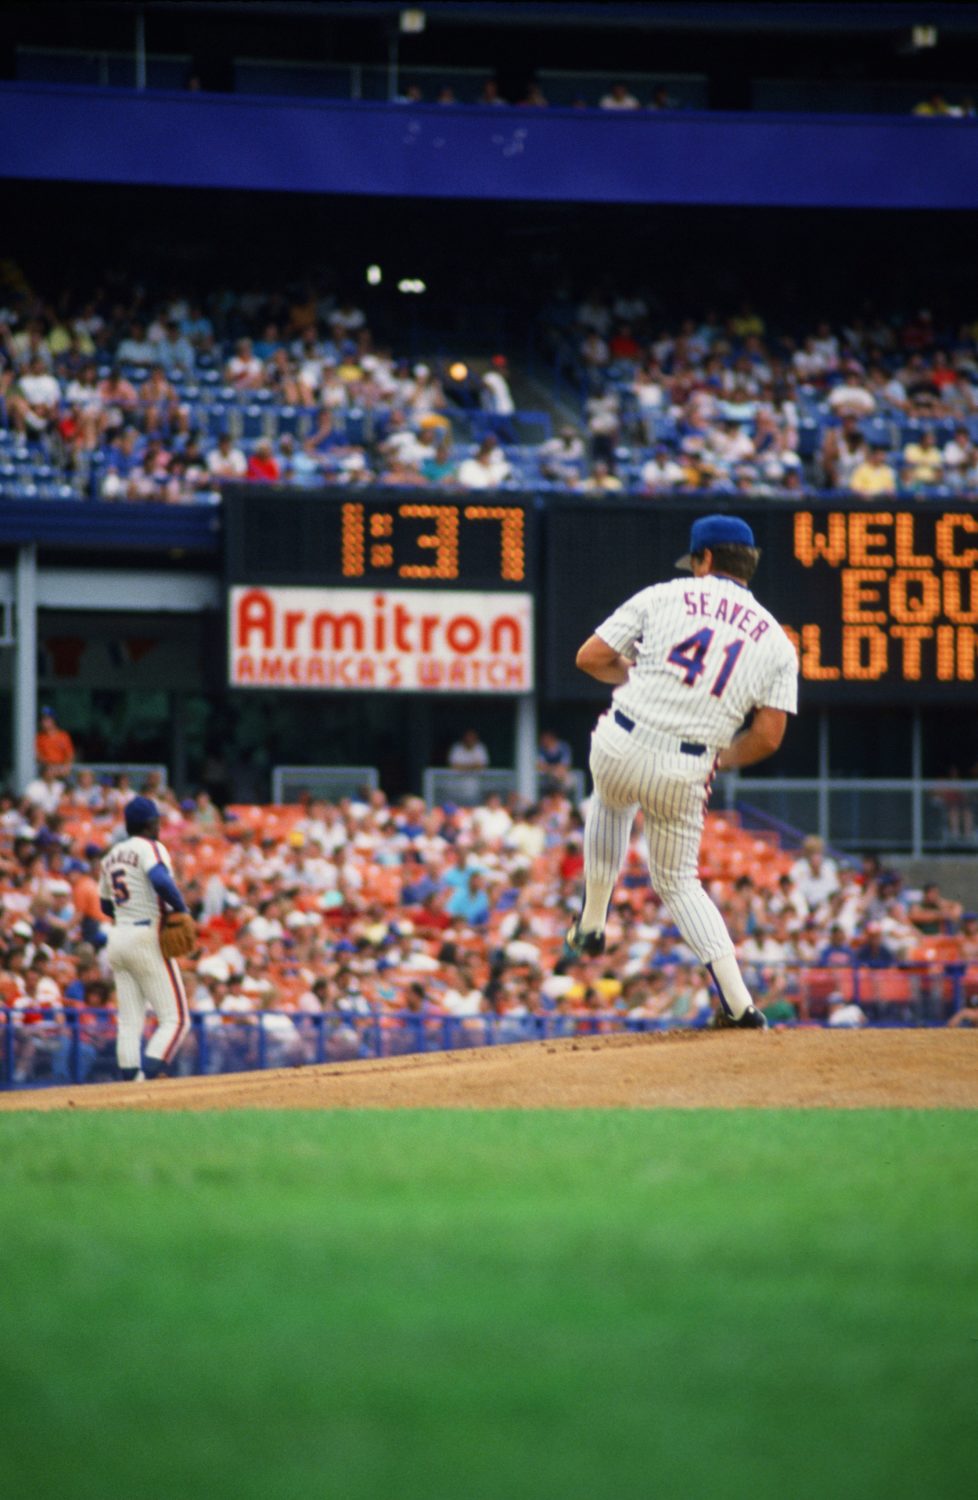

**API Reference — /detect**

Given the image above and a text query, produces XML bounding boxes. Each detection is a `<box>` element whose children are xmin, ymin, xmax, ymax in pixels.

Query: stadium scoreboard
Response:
<box><xmin>224</xmin><ymin>491</ymin><xmax>978</xmax><ymax>702</ymax></box>
<box><xmin>223</xmin><ymin>489</ymin><xmax>534</xmax><ymax>694</ymax></box>
<box><xmin>543</xmin><ymin>501</ymin><xmax>978</xmax><ymax>703</ymax></box>
<box><xmin>224</xmin><ymin>489</ymin><xmax>530</xmax><ymax>589</ymax></box>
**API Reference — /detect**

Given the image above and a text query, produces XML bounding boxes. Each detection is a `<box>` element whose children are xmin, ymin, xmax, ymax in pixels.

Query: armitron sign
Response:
<box><xmin>228</xmin><ymin>586</ymin><xmax>534</xmax><ymax>693</ymax></box>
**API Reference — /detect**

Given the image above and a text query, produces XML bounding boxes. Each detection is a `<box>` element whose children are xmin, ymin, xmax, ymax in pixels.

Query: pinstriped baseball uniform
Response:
<box><xmin>579</xmin><ymin>572</ymin><xmax>798</xmax><ymax>990</ymax></box>
<box><xmin>99</xmin><ymin>835</ymin><xmax>190</xmax><ymax>1071</ymax></box>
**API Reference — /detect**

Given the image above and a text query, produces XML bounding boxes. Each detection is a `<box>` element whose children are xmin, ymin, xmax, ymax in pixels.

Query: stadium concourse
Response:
<box><xmin>2</xmin><ymin>777</ymin><xmax>977</xmax><ymax>1090</ymax></box>
<box><xmin>4</xmin><ymin>281</ymin><xmax>978</xmax><ymax>502</ymax></box>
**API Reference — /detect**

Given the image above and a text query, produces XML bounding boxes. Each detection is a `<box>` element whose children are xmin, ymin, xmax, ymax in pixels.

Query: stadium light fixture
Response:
<box><xmin>400</xmin><ymin>9</ymin><xmax>426</xmax><ymax>34</ymax></box>
<box><xmin>366</xmin><ymin>264</ymin><xmax>382</xmax><ymax>286</ymax></box>
<box><xmin>397</xmin><ymin>279</ymin><xmax>426</xmax><ymax>294</ymax></box>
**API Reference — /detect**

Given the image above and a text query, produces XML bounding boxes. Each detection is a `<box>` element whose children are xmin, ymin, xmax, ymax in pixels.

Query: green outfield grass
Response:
<box><xmin>0</xmin><ymin>1111</ymin><xmax>975</xmax><ymax>1500</ymax></box>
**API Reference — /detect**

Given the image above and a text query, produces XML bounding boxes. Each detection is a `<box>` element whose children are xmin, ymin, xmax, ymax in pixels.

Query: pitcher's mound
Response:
<box><xmin>2</xmin><ymin>1028</ymin><xmax>976</xmax><ymax>1112</ymax></box>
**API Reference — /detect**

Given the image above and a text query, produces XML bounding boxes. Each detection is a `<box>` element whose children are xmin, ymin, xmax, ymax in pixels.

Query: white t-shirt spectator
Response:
<box><xmin>226</xmin><ymin>352</ymin><xmax>264</xmax><ymax>385</ymax></box>
<box><xmin>640</xmin><ymin>454</ymin><xmax>686</xmax><ymax>491</ymax></box>
<box><xmin>19</xmin><ymin>372</ymin><xmax>61</xmax><ymax>407</ymax></box>
<box><xmin>482</xmin><ymin>369</ymin><xmax>515</xmax><ymax>415</ymax></box>
<box><xmin>457</xmin><ymin>453</ymin><xmax>511</xmax><ymax>489</ymax></box>
<box><xmin>207</xmin><ymin>443</ymin><xmax>247</xmax><ymax>478</ymax></box>
<box><xmin>827</xmin><ymin>382</ymin><xmax>876</xmax><ymax>416</ymax></box>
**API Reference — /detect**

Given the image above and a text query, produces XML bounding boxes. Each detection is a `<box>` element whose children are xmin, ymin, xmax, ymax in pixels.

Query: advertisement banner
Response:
<box><xmin>229</xmin><ymin>585</ymin><xmax>533</xmax><ymax>693</ymax></box>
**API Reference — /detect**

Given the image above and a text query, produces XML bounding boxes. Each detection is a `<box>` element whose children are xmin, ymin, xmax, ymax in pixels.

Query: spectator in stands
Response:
<box><xmin>448</xmin><ymin>729</ymin><xmax>489</xmax><ymax>772</ymax></box>
<box><xmin>640</xmin><ymin>445</ymin><xmax>687</xmax><ymax>494</ymax></box>
<box><xmin>647</xmin><ymin>84</ymin><xmax>677</xmax><ymax>111</ymax></box>
<box><xmin>791</xmin><ymin>836</ymin><xmax>840</xmax><ymax>912</ymax></box>
<box><xmin>225</xmin><ymin>338</ymin><xmax>264</xmax><ymax>391</ymax></box>
<box><xmin>155</xmin><ymin>320</ymin><xmax>196</xmax><ymax>373</ymax></box>
<box><xmin>901</xmin><ymin>428</ymin><xmax>944</xmax><ymax>489</ymax></box>
<box><xmin>476</xmin><ymin>79</ymin><xmax>506</xmax><ymax>107</ymax></box>
<box><xmin>207</xmin><ymin>433</ymin><xmax>247</xmax><ymax>480</ymax></box>
<box><xmin>115</xmin><ymin>320</ymin><xmax>157</xmax><ymax>365</ymax></box>
<box><xmin>246</xmin><ymin>439</ymin><xmax>280</xmax><ymax>482</ymax></box>
<box><xmin>539</xmin><ymin>425</ymin><xmax>586</xmax><ymax>484</ymax></box>
<box><xmin>22</xmin><ymin>763</ymin><xmax>65</xmax><ymax>812</ymax></box>
<box><xmin>600</xmin><ymin>82</ymin><xmax>640</xmax><ymax>110</ymax></box>
<box><xmin>481</xmin><ymin>355</ymin><xmax>517</xmax><ymax>442</ymax></box>
<box><xmin>827</xmin><ymin>365</ymin><xmax>876</xmax><ymax>417</ymax></box>
<box><xmin>853</xmin><ymin>922</ymin><xmax>897</xmax><ymax>969</ymax></box>
<box><xmin>578</xmin><ymin>459</ymin><xmax>623</xmax><ymax>494</ymax></box>
<box><xmin>942</xmin><ymin>426</ymin><xmax>975</xmax><ymax>486</ymax></box>
<box><xmin>7</xmin><ymin>356</ymin><xmax>61</xmax><ymax>436</ymax></box>
<box><xmin>35</xmin><ymin>708</ymin><xmax>74</xmax><ymax>775</ymax></box>
<box><xmin>457</xmin><ymin>436</ymin><xmax>510</xmax><ymax>490</ymax></box>
<box><xmin>584</xmin><ymin>384</ymin><xmax>621</xmax><ymax>461</ymax></box>
<box><xmin>908</xmin><ymin>882</ymin><xmax>963</xmax><ymax>936</ymax></box>
<box><xmin>519</xmin><ymin>84</ymin><xmax>549</xmax><ymax>107</ymax></box>
<box><xmin>821</xmin><ymin>417</ymin><xmax>868</xmax><ymax>490</ymax></box>
<box><xmin>537</xmin><ymin>731</ymin><xmax>572</xmax><ymax>794</ymax></box>
<box><xmin>849</xmin><ymin>445</ymin><xmax>897</xmax><ymax>497</ymax></box>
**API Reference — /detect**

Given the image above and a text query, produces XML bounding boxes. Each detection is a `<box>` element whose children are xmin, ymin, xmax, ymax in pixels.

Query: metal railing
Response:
<box><xmin>271</xmin><ymin>766</ymin><xmax>380</xmax><ymax>805</ymax></box>
<box><xmin>731</xmin><ymin>778</ymin><xmax>978</xmax><ymax>856</ymax></box>
<box><xmin>3</xmin><ymin>973</ymin><xmax>972</xmax><ymax>1089</ymax></box>
<box><xmin>72</xmin><ymin>762</ymin><xmax>169</xmax><ymax>790</ymax></box>
<box><xmin>423</xmin><ymin>767</ymin><xmax>586</xmax><ymax>808</ymax></box>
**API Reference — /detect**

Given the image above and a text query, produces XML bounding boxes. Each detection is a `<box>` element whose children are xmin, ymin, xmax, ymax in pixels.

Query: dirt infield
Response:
<box><xmin>1</xmin><ymin>1029</ymin><xmax>977</xmax><ymax>1111</ymax></box>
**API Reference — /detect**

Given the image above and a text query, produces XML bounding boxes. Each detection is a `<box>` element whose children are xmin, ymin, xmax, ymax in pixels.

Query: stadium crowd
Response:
<box><xmin>4</xmin><ymin>276</ymin><xmax>978</xmax><ymax>503</ymax></box>
<box><xmin>2</xmin><ymin>768</ymin><xmax>977</xmax><ymax>1086</ymax></box>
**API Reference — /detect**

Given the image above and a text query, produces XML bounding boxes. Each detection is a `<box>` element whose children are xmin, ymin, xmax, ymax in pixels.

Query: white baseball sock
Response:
<box><xmin>707</xmin><ymin>952</ymin><xmax>754</xmax><ymax>1020</ymax></box>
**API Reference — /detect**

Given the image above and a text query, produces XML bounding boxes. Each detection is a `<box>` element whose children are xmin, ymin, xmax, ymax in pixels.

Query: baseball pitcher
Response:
<box><xmin>571</xmin><ymin>514</ymin><xmax>799</xmax><ymax>1028</ymax></box>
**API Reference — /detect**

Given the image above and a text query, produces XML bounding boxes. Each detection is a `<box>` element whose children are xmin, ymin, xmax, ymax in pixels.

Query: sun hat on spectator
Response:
<box><xmin>12</xmin><ymin>920</ymin><xmax>33</xmax><ymax>939</ymax></box>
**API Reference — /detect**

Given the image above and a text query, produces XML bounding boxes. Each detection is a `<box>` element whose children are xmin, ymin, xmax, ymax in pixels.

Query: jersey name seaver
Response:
<box><xmin>596</xmin><ymin>574</ymin><xmax>798</xmax><ymax>747</ymax></box>
<box><xmin>99</xmin><ymin>836</ymin><xmax>175</xmax><ymax>925</ymax></box>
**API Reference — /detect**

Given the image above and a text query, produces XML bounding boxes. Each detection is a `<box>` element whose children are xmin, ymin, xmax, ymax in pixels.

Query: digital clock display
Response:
<box><xmin>224</xmin><ymin>489</ymin><xmax>530</xmax><ymax>589</ymax></box>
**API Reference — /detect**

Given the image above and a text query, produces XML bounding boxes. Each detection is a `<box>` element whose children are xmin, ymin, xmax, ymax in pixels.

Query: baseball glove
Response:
<box><xmin>160</xmin><ymin>910</ymin><xmax>197</xmax><ymax>959</ymax></box>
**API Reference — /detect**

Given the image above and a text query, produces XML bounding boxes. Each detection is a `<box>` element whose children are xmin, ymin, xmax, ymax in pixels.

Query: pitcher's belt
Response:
<box><xmin>613</xmin><ymin>708</ymin><xmax>708</xmax><ymax>757</ymax></box>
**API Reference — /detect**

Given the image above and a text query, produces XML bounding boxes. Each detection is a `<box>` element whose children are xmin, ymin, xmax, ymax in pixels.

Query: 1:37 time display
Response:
<box><xmin>339</xmin><ymin>501</ymin><xmax>526</xmax><ymax>582</ymax></box>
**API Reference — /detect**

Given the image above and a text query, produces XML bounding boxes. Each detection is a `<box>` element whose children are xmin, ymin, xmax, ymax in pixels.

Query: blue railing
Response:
<box><xmin>2</xmin><ymin>972</ymin><xmax>971</xmax><ymax>1089</ymax></box>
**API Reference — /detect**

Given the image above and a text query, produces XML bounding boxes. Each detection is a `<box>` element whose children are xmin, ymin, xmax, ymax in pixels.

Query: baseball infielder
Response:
<box><xmin>570</xmin><ymin>514</ymin><xmax>799</xmax><ymax>1028</ymax></box>
<box><xmin>99</xmin><ymin>796</ymin><xmax>192</xmax><ymax>1078</ymax></box>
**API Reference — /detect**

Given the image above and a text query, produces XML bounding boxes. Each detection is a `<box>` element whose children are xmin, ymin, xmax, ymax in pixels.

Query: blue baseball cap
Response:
<box><xmin>676</xmin><ymin>514</ymin><xmax>756</xmax><ymax>570</ymax></box>
<box><xmin>124</xmin><ymin>796</ymin><xmax>159</xmax><ymax>834</ymax></box>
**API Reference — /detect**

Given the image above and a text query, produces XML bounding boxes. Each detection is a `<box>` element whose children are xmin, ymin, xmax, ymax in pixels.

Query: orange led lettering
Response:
<box><xmin>848</xmin><ymin>513</ymin><xmax>893</xmax><ymax>568</ymax></box>
<box><xmin>894</xmin><ymin>513</ymin><xmax>930</xmax><ymax>568</ymax></box>
<box><xmin>842</xmin><ymin>625</ymin><xmax>888</xmax><ymax>680</ymax></box>
<box><xmin>841</xmin><ymin>568</ymin><xmax>887</xmax><ymax>623</ymax></box>
<box><xmin>793</xmin><ymin>513</ymin><xmax>848</xmax><ymax>568</ymax></box>
<box><xmin>936</xmin><ymin>514</ymin><xmax>978</xmax><ymax>569</ymax></box>
<box><xmin>398</xmin><ymin>505</ymin><xmax>460</xmax><ymax>580</ymax></box>
<box><xmin>799</xmin><ymin>624</ymin><xmax>840</xmax><ymax>679</ymax></box>
<box><xmin>890</xmin><ymin>625</ymin><xmax>932</xmax><ymax>679</ymax></box>
<box><xmin>942</xmin><ymin>570</ymin><xmax>978</xmax><ymax>624</ymax></box>
<box><xmin>889</xmin><ymin>569</ymin><xmax>942</xmax><ymax>624</ymax></box>
<box><xmin>464</xmin><ymin>505</ymin><xmax>526</xmax><ymax>581</ymax></box>
<box><xmin>957</xmin><ymin>625</ymin><xmax>978</xmax><ymax>680</ymax></box>
<box><xmin>936</xmin><ymin>625</ymin><xmax>956</xmax><ymax>680</ymax></box>
<box><xmin>341</xmin><ymin>503</ymin><xmax>366</xmax><ymax>577</ymax></box>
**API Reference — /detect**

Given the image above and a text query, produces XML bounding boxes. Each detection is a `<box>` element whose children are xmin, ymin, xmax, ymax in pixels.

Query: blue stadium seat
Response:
<box><xmin>205</xmin><ymin>406</ymin><xmax>229</xmax><ymax>438</ymax></box>
<box><xmin>240</xmin><ymin>406</ymin><xmax>267</xmax><ymax>440</ymax></box>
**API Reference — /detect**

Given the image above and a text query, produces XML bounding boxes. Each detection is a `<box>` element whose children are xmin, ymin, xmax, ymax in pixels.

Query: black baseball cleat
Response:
<box><xmin>564</xmin><ymin>920</ymin><xmax>606</xmax><ymax>959</ymax></box>
<box><xmin>710</xmin><ymin>1004</ymin><xmax>768</xmax><ymax>1030</ymax></box>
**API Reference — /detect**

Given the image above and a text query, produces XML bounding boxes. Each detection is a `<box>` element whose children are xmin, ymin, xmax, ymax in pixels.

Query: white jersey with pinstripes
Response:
<box><xmin>595</xmin><ymin>574</ymin><xmax>798</xmax><ymax>748</ymax></box>
<box><xmin>98</xmin><ymin>835</ymin><xmax>173</xmax><ymax>924</ymax></box>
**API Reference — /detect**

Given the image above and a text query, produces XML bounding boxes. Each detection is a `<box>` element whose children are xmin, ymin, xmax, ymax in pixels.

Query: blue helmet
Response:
<box><xmin>124</xmin><ymin>796</ymin><xmax>159</xmax><ymax>835</ymax></box>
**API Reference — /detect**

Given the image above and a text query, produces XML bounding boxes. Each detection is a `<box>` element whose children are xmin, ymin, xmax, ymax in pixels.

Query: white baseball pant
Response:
<box><xmin>580</xmin><ymin>710</ymin><xmax>754</xmax><ymax>1018</ymax></box>
<box><xmin>107</xmin><ymin>923</ymin><xmax>191</xmax><ymax>1070</ymax></box>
